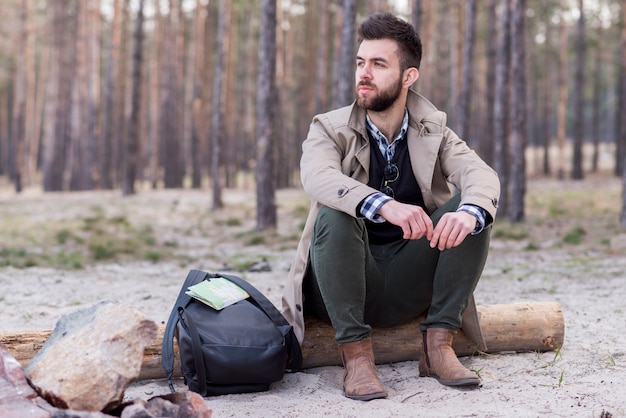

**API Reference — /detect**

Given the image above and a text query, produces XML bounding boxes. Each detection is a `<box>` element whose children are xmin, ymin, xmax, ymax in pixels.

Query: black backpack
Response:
<box><xmin>162</xmin><ymin>270</ymin><xmax>302</xmax><ymax>396</ymax></box>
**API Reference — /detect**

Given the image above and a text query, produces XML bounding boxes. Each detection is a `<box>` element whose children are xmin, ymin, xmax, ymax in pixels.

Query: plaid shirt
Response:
<box><xmin>359</xmin><ymin>110</ymin><xmax>486</xmax><ymax>234</ymax></box>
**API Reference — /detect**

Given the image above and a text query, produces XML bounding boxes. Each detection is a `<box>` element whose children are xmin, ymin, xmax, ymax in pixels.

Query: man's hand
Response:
<box><xmin>429</xmin><ymin>211</ymin><xmax>476</xmax><ymax>251</ymax></box>
<box><xmin>378</xmin><ymin>200</ymin><xmax>434</xmax><ymax>241</ymax></box>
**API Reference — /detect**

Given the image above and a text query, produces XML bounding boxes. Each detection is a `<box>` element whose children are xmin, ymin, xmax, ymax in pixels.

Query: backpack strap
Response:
<box><xmin>218</xmin><ymin>273</ymin><xmax>302</xmax><ymax>371</ymax></box>
<box><xmin>177</xmin><ymin>305</ymin><xmax>209</xmax><ymax>396</ymax></box>
<box><xmin>162</xmin><ymin>269</ymin><xmax>212</xmax><ymax>392</ymax></box>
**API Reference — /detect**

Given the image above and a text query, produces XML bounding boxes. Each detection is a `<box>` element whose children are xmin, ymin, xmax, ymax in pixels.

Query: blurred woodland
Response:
<box><xmin>1</xmin><ymin>0</ymin><xmax>626</xmax><ymax>228</ymax></box>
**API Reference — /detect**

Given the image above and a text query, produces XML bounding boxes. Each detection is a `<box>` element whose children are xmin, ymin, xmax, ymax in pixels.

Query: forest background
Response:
<box><xmin>2</xmin><ymin>2</ymin><xmax>626</xmax><ymax>416</ymax></box>
<box><xmin>0</xmin><ymin>0</ymin><xmax>626</xmax><ymax>228</ymax></box>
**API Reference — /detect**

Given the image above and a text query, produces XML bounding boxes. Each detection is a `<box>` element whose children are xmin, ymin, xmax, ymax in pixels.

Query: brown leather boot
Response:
<box><xmin>340</xmin><ymin>338</ymin><xmax>388</xmax><ymax>401</ymax></box>
<box><xmin>419</xmin><ymin>328</ymin><xmax>480</xmax><ymax>387</ymax></box>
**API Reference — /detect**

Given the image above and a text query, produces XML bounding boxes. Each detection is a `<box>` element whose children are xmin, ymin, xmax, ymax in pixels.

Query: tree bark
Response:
<box><xmin>210</xmin><ymin>0</ymin><xmax>228</xmax><ymax>209</ymax></box>
<box><xmin>508</xmin><ymin>0</ymin><xmax>527</xmax><ymax>223</ymax></box>
<box><xmin>332</xmin><ymin>0</ymin><xmax>356</xmax><ymax>108</ymax></box>
<box><xmin>160</xmin><ymin>0</ymin><xmax>184</xmax><ymax>189</ymax></box>
<box><xmin>411</xmin><ymin>0</ymin><xmax>422</xmax><ymax>34</ymax></box>
<box><xmin>256</xmin><ymin>0</ymin><xmax>278</xmax><ymax>231</ymax></box>
<box><xmin>617</xmin><ymin>0</ymin><xmax>626</xmax><ymax>178</ymax></box>
<box><xmin>42</xmin><ymin>0</ymin><xmax>72</xmax><ymax>192</ymax></box>
<box><xmin>122</xmin><ymin>0</ymin><xmax>144</xmax><ymax>196</ymax></box>
<box><xmin>556</xmin><ymin>1</ymin><xmax>568</xmax><ymax>180</ymax></box>
<box><xmin>68</xmin><ymin>0</ymin><xmax>90</xmax><ymax>191</ymax></box>
<box><xmin>86</xmin><ymin>0</ymin><xmax>101</xmax><ymax>189</ymax></box>
<box><xmin>148</xmin><ymin>0</ymin><xmax>163</xmax><ymax>189</ymax></box>
<box><xmin>314</xmin><ymin>0</ymin><xmax>330</xmax><ymax>115</ymax></box>
<box><xmin>493</xmin><ymin>0</ymin><xmax>511</xmax><ymax>216</ymax></box>
<box><xmin>618</xmin><ymin>2</ymin><xmax>626</xmax><ymax>228</ymax></box>
<box><xmin>455</xmin><ymin>0</ymin><xmax>477</xmax><ymax>143</ymax></box>
<box><xmin>10</xmin><ymin>0</ymin><xmax>30</xmax><ymax>193</ymax></box>
<box><xmin>571</xmin><ymin>0</ymin><xmax>585</xmax><ymax>180</ymax></box>
<box><xmin>590</xmin><ymin>28</ymin><xmax>602</xmax><ymax>173</ymax></box>
<box><xmin>481</xmin><ymin>0</ymin><xmax>498</xmax><ymax>165</ymax></box>
<box><xmin>100</xmin><ymin>0</ymin><xmax>122</xmax><ymax>190</ymax></box>
<box><xmin>189</xmin><ymin>0</ymin><xmax>205</xmax><ymax>190</ymax></box>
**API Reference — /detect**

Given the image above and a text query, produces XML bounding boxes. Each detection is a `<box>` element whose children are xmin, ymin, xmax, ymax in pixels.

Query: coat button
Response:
<box><xmin>296</xmin><ymin>304</ymin><xmax>302</xmax><ymax>312</ymax></box>
<box><xmin>337</xmin><ymin>189</ymin><xmax>344</xmax><ymax>196</ymax></box>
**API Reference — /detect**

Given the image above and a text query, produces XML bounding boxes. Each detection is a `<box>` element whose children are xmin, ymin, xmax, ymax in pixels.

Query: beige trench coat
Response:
<box><xmin>280</xmin><ymin>90</ymin><xmax>500</xmax><ymax>350</ymax></box>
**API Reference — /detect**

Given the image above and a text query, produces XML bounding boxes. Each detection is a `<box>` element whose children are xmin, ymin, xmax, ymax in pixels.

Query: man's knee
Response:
<box><xmin>314</xmin><ymin>206</ymin><xmax>364</xmax><ymax>242</ymax></box>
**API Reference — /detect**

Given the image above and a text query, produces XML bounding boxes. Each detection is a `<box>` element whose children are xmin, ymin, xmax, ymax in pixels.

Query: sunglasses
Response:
<box><xmin>380</xmin><ymin>161</ymin><xmax>399</xmax><ymax>197</ymax></box>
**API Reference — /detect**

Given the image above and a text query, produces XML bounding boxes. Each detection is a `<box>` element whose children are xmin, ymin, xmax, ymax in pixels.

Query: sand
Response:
<box><xmin>1</xmin><ymin>178</ymin><xmax>625</xmax><ymax>417</ymax></box>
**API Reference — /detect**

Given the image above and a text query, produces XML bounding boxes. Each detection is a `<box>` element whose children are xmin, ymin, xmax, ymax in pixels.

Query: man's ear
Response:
<box><xmin>403</xmin><ymin>68</ymin><xmax>419</xmax><ymax>87</ymax></box>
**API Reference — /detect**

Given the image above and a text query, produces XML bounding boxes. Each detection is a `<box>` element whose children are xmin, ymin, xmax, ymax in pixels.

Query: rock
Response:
<box><xmin>156</xmin><ymin>392</ymin><xmax>212</xmax><ymax>418</ymax></box>
<box><xmin>115</xmin><ymin>392</ymin><xmax>212</xmax><ymax>418</ymax></box>
<box><xmin>0</xmin><ymin>343</ymin><xmax>48</xmax><ymax>418</ymax></box>
<box><xmin>25</xmin><ymin>301</ymin><xmax>158</xmax><ymax>413</ymax></box>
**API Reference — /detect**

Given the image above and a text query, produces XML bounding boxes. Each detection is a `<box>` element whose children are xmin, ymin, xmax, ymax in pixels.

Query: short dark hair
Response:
<box><xmin>357</xmin><ymin>13</ymin><xmax>422</xmax><ymax>71</ymax></box>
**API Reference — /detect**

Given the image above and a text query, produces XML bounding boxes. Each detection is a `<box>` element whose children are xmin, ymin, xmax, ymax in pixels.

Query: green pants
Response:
<box><xmin>305</xmin><ymin>195</ymin><xmax>491</xmax><ymax>344</ymax></box>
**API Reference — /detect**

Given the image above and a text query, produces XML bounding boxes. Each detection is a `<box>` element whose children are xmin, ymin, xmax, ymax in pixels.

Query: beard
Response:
<box><xmin>355</xmin><ymin>75</ymin><xmax>403</xmax><ymax>112</ymax></box>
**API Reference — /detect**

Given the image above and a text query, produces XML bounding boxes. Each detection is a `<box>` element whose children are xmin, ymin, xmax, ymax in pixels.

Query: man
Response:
<box><xmin>281</xmin><ymin>13</ymin><xmax>500</xmax><ymax>401</ymax></box>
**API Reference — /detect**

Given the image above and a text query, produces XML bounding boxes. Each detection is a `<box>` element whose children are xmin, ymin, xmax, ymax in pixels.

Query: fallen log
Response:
<box><xmin>1</xmin><ymin>301</ymin><xmax>563</xmax><ymax>380</ymax></box>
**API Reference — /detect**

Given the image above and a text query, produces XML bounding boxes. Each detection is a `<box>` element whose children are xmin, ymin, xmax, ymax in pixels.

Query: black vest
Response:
<box><xmin>366</xmin><ymin>133</ymin><xmax>426</xmax><ymax>244</ymax></box>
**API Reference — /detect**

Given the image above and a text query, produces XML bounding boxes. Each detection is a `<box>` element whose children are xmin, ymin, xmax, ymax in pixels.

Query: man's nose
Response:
<box><xmin>358</xmin><ymin>65</ymin><xmax>372</xmax><ymax>80</ymax></box>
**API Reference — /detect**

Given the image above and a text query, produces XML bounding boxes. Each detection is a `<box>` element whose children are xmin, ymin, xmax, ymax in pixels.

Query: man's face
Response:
<box><xmin>354</xmin><ymin>39</ymin><xmax>404</xmax><ymax>112</ymax></box>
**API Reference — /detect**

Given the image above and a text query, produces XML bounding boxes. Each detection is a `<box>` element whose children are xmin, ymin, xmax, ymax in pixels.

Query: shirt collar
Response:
<box><xmin>365</xmin><ymin>108</ymin><xmax>409</xmax><ymax>147</ymax></box>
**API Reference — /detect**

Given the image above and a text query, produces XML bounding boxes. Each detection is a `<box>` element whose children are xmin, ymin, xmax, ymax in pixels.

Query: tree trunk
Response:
<box><xmin>224</xmin><ymin>5</ymin><xmax>238</xmax><ymax>189</ymax></box>
<box><xmin>481</xmin><ymin>0</ymin><xmax>497</xmax><ymax>165</ymax></box>
<box><xmin>508</xmin><ymin>0</ymin><xmax>527</xmax><ymax>223</ymax></box>
<box><xmin>189</xmin><ymin>0</ymin><xmax>205</xmax><ymax>189</ymax></box>
<box><xmin>541</xmin><ymin>20</ymin><xmax>554</xmax><ymax>176</ymax></box>
<box><xmin>455</xmin><ymin>0</ymin><xmax>476</xmax><ymax>142</ymax></box>
<box><xmin>240</xmin><ymin>7</ymin><xmax>256</xmax><ymax>189</ymax></box>
<box><xmin>161</xmin><ymin>0</ymin><xmax>184</xmax><ymax>189</ymax></box>
<box><xmin>22</xmin><ymin>0</ymin><xmax>38</xmax><ymax>186</ymax></box>
<box><xmin>274</xmin><ymin>3</ymin><xmax>291</xmax><ymax>189</ymax></box>
<box><xmin>332</xmin><ymin>0</ymin><xmax>356</xmax><ymax>108</ymax></box>
<box><xmin>493</xmin><ymin>0</ymin><xmax>511</xmax><ymax>217</ymax></box>
<box><xmin>411</xmin><ymin>0</ymin><xmax>422</xmax><ymax>34</ymax></box>
<box><xmin>314</xmin><ymin>0</ymin><xmax>330</xmax><ymax>115</ymax></box>
<box><xmin>449</xmin><ymin>2</ymin><xmax>462</xmax><ymax>126</ymax></box>
<box><xmin>571</xmin><ymin>0</ymin><xmax>585</xmax><ymax>180</ymax></box>
<box><xmin>556</xmin><ymin>0</ymin><xmax>568</xmax><ymax>180</ymax></box>
<box><xmin>123</xmin><ymin>0</ymin><xmax>144</xmax><ymax>195</ymax></box>
<box><xmin>1</xmin><ymin>302</ymin><xmax>564</xmax><ymax>380</ymax></box>
<box><xmin>43</xmin><ymin>0</ymin><xmax>72</xmax><ymax>192</ymax></box>
<box><xmin>617</xmin><ymin>3</ymin><xmax>626</xmax><ymax>228</ymax></box>
<box><xmin>617</xmin><ymin>0</ymin><xmax>626</xmax><ymax>178</ymax></box>
<box><xmin>100</xmin><ymin>0</ymin><xmax>122</xmax><ymax>190</ymax></box>
<box><xmin>210</xmin><ymin>0</ymin><xmax>228</xmax><ymax>209</ymax></box>
<box><xmin>256</xmin><ymin>0</ymin><xmax>278</xmax><ymax>231</ymax></box>
<box><xmin>27</xmin><ymin>33</ymin><xmax>46</xmax><ymax>185</ymax></box>
<box><xmin>10</xmin><ymin>0</ymin><xmax>29</xmax><ymax>193</ymax></box>
<box><xmin>148</xmin><ymin>0</ymin><xmax>163</xmax><ymax>189</ymax></box>
<box><xmin>590</xmin><ymin>29</ymin><xmax>601</xmax><ymax>173</ymax></box>
<box><xmin>68</xmin><ymin>0</ymin><xmax>90</xmax><ymax>191</ymax></box>
<box><xmin>113</xmin><ymin>0</ymin><xmax>130</xmax><ymax>188</ymax></box>
<box><xmin>86</xmin><ymin>0</ymin><xmax>101</xmax><ymax>189</ymax></box>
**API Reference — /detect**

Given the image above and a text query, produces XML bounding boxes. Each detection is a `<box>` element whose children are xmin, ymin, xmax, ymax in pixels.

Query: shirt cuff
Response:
<box><xmin>360</xmin><ymin>192</ymin><xmax>393</xmax><ymax>223</ymax></box>
<box><xmin>457</xmin><ymin>204</ymin><xmax>486</xmax><ymax>235</ymax></box>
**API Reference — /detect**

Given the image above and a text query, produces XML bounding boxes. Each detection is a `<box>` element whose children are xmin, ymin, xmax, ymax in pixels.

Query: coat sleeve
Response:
<box><xmin>438</xmin><ymin>125</ymin><xmax>500</xmax><ymax>222</ymax></box>
<box><xmin>300</xmin><ymin>114</ymin><xmax>378</xmax><ymax>217</ymax></box>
